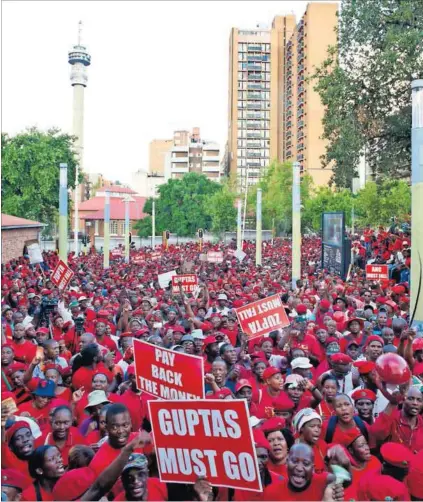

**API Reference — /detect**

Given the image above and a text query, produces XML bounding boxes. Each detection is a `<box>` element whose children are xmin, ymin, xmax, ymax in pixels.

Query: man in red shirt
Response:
<box><xmin>10</xmin><ymin>323</ymin><xmax>36</xmax><ymax>365</ymax></box>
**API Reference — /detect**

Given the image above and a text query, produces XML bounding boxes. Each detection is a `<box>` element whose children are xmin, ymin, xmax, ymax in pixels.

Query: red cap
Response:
<box><xmin>261</xmin><ymin>417</ymin><xmax>286</xmax><ymax>433</ymax></box>
<box><xmin>127</xmin><ymin>364</ymin><xmax>135</xmax><ymax>377</ymax></box>
<box><xmin>353</xmin><ymin>361</ymin><xmax>376</xmax><ymax>374</ymax></box>
<box><xmin>272</xmin><ymin>392</ymin><xmax>295</xmax><ymax>411</ymax></box>
<box><xmin>320</xmin><ymin>299</ymin><xmax>331</xmax><ymax>310</ymax></box>
<box><xmin>253</xmin><ymin>429</ymin><xmax>271</xmax><ymax>451</ymax></box>
<box><xmin>235</xmin><ymin>379</ymin><xmax>253</xmax><ymax>393</ymax></box>
<box><xmin>170</xmin><ymin>325</ymin><xmax>185</xmax><ymax>334</ymax></box>
<box><xmin>120</xmin><ymin>331</ymin><xmax>133</xmax><ymax>338</ymax></box>
<box><xmin>36</xmin><ymin>327</ymin><xmax>49</xmax><ymax>334</ymax></box>
<box><xmin>412</xmin><ymin>338</ymin><xmax>423</xmax><ymax>351</ymax></box>
<box><xmin>330</xmin><ymin>353</ymin><xmax>353</xmax><ymax>364</ymax></box>
<box><xmin>296</xmin><ymin>304</ymin><xmax>307</xmax><ymax>315</ymax></box>
<box><xmin>364</xmin><ymin>335</ymin><xmax>384</xmax><ymax>348</ymax></box>
<box><xmin>351</xmin><ymin>388</ymin><xmax>376</xmax><ymax>402</ymax></box>
<box><xmin>206</xmin><ymin>388</ymin><xmax>233</xmax><ymax>399</ymax></box>
<box><xmin>97</xmin><ymin>310</ymin><xmax>110</xmax><ymax>318</ymax></box>
<box><xmin>346</xmin><ymin>317</ymin><xmax>364</xmax><ymax>329</ymax></box>
<box><xmin>203</xmin><ymin>336</ymin><xmax>217</xmax><ymax>346</ymax></box>
<box><xmin>326</xmin><ymin>337</ymin><xmax>339</xmax><ymax>345</ymax></box>
<box><xmin>7</xmin><ymin>362</ymin><xmax>27</xmax><ymax>375</ymax></box>
<box><xmin>52</xmin><ymin>467</ymin><xmax>96</xmax><ymax>501</ymax></box>
<box><xmin>359</xmin><ymin>474</ymin><xmax>409</xmax><ymax>501</ymax></box>
<box><xmin>263</xmin><ymin>367</ymin><xmax>281</xmax><ymax>380</ymax></box>
<box><xmin>392</xmin><ymin>285</ymin><xmax>405</xmax><ymax>295</ymax></box>
<box><xmin>1</xmin><ymin>469</ymin><xmax>31</xmax><ymax>491</ymax></box>
<box><xmin>380</xmin><ymin>442</ymin><xmax>414</xmax><ymax>468</ymax></box>
<box><xmin>5</xmin><ymin>421</ymin><xmax>32</xmax><ymax>443</ymax></box>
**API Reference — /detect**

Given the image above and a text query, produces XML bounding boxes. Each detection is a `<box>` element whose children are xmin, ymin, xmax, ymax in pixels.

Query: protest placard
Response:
<box><xmin>172</xmin><ymin>274</ymin><xmax>198</xmax><ymax>294</ymax></box>
<box><xmin>133</xmin><ymin>254</ymin><xmax>145</xmax><ymax>264</ymax></box>
<box><xmin>207</xmin><ymin>251</ymin><xmax>223</xmax><ymax>263</ymax></box>
<box><xmin>158</xmin><ymin>270</ymin><xmax>177</xmax><ymax>289</ymax></box>
<box><xmin>27</xmin><ymin>242</ymin><xmax>43</xmax><ymax>264</ymax></box>
<box><xmin>366</xmin><ymin>264</ymin><xmax>389</xmax><ymax>281</ymax></box>
<box><xmin>151</xmin><ymin>251</ymin><xmax>162</xmax><ymax>261</ymax></box>
<box><xmin>148</xmin><ymin>399</ymin><xmax>262</xmax><ymax>492</ymax></box>
<box><xmin>234</xmin><ymin>293</ymin><xmax>289</xmax><ymax>339</ymax></box>
<box><xmin>111</xmin><ymin>248</ymin><xmax>123</xmax><ymax>257</ymax></box>
<box><xmin>50</xmin><ymin>260</ymin><xmax>74</xmax><ymax>290</ymax></box>
<box><xmin>133</xmin><ymin>339</ymin><xmax>204</xmax><ymax>400</ymax></box>
<box><xmin>234</xmin><ymin>249</ymin><xmax>246</xmax><ymax>262</ymax></box>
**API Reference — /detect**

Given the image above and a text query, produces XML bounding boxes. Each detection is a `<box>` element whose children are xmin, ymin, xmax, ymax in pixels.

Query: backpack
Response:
<box><xmin>325</xmin><ymin>415</ymin><xmax>369</xmax><ymax>444</ymax></box>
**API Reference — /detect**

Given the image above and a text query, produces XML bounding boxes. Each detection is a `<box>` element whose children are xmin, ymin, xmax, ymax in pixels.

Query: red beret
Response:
<box><xmin>407</xmin><ymin>450</ymin><xmax>423</xmax><ymax>498</ymax></box>
<box><xmin>353</xmin><ymin>361</ymin><xmax>376</xmax><ymax>374</ymax></box>
<box><xmin>5</xmin><ymin>421</ymin><xmax>32</xmax><ymax>443</ymax></box>
<box><xmin>272</xmin><ymin>392</ymin><xmax>294</xmax><ymax>411</ymax></box>
<box><xmin>52</xmin><ymin>467</ymin><xmax>96</xmax><ymax>501</ymax></box>
<box><xmin>253</xmin><ymin>429</ymin><xmax>271</xmax><ymax>451</ymax></box>
<box><xmin>364</xmin><ymin>335</ymin><xmax>384</xmax><ymax>348</ymax></box>
<box><xmin>380</xmin><ymin>442</ymin><xmax>414</xmax><ymax>468</ymax></box>
<box><xmin>261</xmin><ymin>417</ymin><xmax>286</xmax><ymax>433</ymax></box>
<box><xmin>412</xmin><ymin>338</ymin><xmax>423</xmax><ymax>351</ymax></box>
<box><xmin>1</xmin><ymin>469</ymin><xmax>31</xmax><ymax>491</ymax></box>
<box><xmin>85</xmin><ymin>309</ymin><xmax>97</xmax><ymax>321</ymax></box>
<box><xmin>359</xmin><ymin>474</ymin><xmax>410</xmax><ymax>501</ymax></box>
<box><xmin>7</xmin><ymin>362</ymin><xmax>26</xmax><ymax>375</ymax></box>
<box><xmin>376</xmin><ymin>296</ymin><xmax>386</xmax><ymax>304</ymax></box>
<box><xmin>296</xmin><ymin>304</ymin><xmax>308</xmax><ymax>315</ymax></box>
<box><xmin>326</xmin><ymin>337</ymin><xmax>339</xmax><ymax>345</ymax></box>
<box><xmin>392</xmin><ymin>285</ymin><xmax>405</xmax><ymax>295</ymax></box>
<box><xmin>263</xmin><ymin>367</ymin><xmax>281</xmax><ymax>380</ymax></box>
<box><xmin>330</xmin><ymin>353</ymin><xmax>353</xmax><ymax>364</ymax></box>
<box><xmin>36</xmin><ymin>327</ymin><xmax>49</xmax><ymax>334</ymax></box>
<box><xmin>97</xmin><ymin>310</ymin><xmax>110</xmax><ymax>318</ymax></box>
<box><xmin>351</xmin><ymin>388</ymin><xmax>376</xmax><ymax>402</ymax></box>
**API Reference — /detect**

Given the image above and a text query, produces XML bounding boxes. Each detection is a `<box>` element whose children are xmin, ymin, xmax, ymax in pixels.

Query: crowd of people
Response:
<box><xmin>1</xmin><ymin>227</ymin><xmax>422</xmax><ymax>501</ymax></box>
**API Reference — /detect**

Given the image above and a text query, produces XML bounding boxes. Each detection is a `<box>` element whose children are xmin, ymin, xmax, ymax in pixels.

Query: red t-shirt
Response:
<box><xmin>290</xmin><ymin>334</ymin><xmax>320</xmax><ymax>359</ymax></box>
<box><xmin>267</xmin><ymin>472</ymin><xmax>329</xmax><ymax>501</ymax></box>
<box><xmin>234</xmin><ymin>470</ymin><xmax>285</xmax><ymax>501</ymax></box>
<box><xmin>71</xmin><ymin>363</ymin><xmax>113</xmax><ymax>392</ymax></box>
<box><xmin>21</xmin><ymin>482</ymin><xmax>54</xmax><ymax>501</ymax></box>
<box><xmin>35</xmin><ymin>427</ymin><xmax>86</xmax><ymax>466</ymax></box>
<box><xmin>11</xmin><ymin>340</ymin><xmax>37</xmax><ymax>365</ymax></box>
<box><xmin>321</xmin><ymin>418</ymin><xmax>369</xmax><ymax>448</ymax></box>
<box><xmin>350</xmin><ymin>455</ymin><xmax>381</xmax><ymax>489</ymax></box>
<box><xmin>18</xmin><ymin>401</ymin><xmax>51</xmax><ymax>431</ymax></box>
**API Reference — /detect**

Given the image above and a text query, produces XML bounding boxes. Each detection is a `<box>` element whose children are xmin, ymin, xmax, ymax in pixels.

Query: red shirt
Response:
<box><xmin>321</xmin><ymin>418</ymin><xmax>370</xmax><ymax>448</ymax></box>
<box><xmin>290</xmin><ymin>334</ymin><xmax>320</xmax><ymax>359</ymax></box>
<box><xmin>350</xmin><ymin>455</ymin><xmax>381</xmax><ymax>488</ymax></box>
<box><xmin>18</xmin><ymin>401</ymin><xmax>51</xmax><ymax>431</ymax></box>
<box><xmin>35</xmin><ymin>427</ymin><xmax>86</xmax><ymax>466</ymax></box>
<box><xmin>114</xmin><ymin>478</ymin><xmax>168</xmax><ymax>501</ymax></box>
<box><xmin>1</xmin><ymin>443</ymin><xmax>32</xmax><ymax>485</ymax></box>
<box><xmin>116</xmin><ymin>390</ymin><xmax>146</xmax><ymax>432</ymax></box>
<box><xmin>21</xmin><ymin>482</ymin><xmax>54</xmax><ymax>501</ymax></box>
<box><xmin>11</xmin><ymin>340</ymin><xmax>37</xmax><ymax>365</ymax></box>
<box><xmin>255</xmin><ymin>388</ymin><xmax>280</xmax><ymax>419</ymax></box>
<box><xmin>71</xmin><ymin>363</ymin><xmax>113</xmax><ymax>392</ymax></box>
<box><xmin>266</xmin><ymin>472</ymin><xmax>329</xmax><ymax>501</ymax></box>
<box><xmin>234</xmin><ymin>470</ymin><xmax>285</xmax><ymax>501</ymax></box>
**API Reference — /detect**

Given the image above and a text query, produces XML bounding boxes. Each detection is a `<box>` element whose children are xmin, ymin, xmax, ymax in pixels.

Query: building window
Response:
<box><xmin>94</xmin><ymin>220</ymin><xmax>99</xmax><ymax>235</ymax></box>
<box><xmin>110</xmin><ymin>220</ymin><xmax>119</xmax><ymax>235</ymax></box>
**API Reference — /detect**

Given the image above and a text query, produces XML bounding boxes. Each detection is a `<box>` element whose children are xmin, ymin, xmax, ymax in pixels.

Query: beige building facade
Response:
<box><xmin>227</xmin><ymin>3</ymin><xmax>337</xmax><ymax>189</ymax></box>
<box><xmin>149</xmin><ymin>139</ymin><xmax>173</xmax><ymax>175</ymax></box>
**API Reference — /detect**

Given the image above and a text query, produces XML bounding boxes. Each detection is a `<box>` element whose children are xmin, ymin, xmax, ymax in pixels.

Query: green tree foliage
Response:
<box><xmin>1</xmin><ymin>128</ymin><xmax>80</xmax><ymax>224</ymax></box>
<box><xmin>246</xmin><ymin>161</ymin><xmax>313</xmax><ymax>234</ymax></box>
<box><xmin>312</xmin><ymin>0</ymin><xmax>423</xmax><ymax>187</ymax></box>
<box><xmin>134</xmin><ymin>173</ymin><xmax>221</xmax><ymax>238</ymax></box>
<box><xmin>205</xmin><ymin>182</ymin><xmax>237</xmax><ymax>236</ymax></box>
<box><xmin>303</xmin><ymin>187</ymin><xmax>354</xmax><ymax>231</ymax></box>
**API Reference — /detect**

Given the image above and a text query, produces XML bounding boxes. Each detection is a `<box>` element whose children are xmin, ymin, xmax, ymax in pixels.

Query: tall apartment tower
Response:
<box><xmin>68</xmin><ymin>21</ymin><xmax>91</xmax><ymax>178</ymax></box>
<box><xmin>228</xmin><ymin>16</ymin><xmax>295</xmax><ymax>191</ymax></box>
<box><xmin>283</xmin><ymin>3</ymin><xmax>338</xmax><ymax>185</ymax></box>
<box><xmin>227</xmin><ymin>4</ymin><xmax>337</xmax><ymax>189</ymax></box>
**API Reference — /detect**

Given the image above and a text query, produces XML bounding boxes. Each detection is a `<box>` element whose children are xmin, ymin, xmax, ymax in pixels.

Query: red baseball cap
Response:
<box><xmin>263</xmin><ymin>367</ymin><xmax>281</xmax><ymax>380</ymax></box>
<box><xmin>203</xmin><ymin>336</ymin><xmax>217</xmax><ymax>346</ymax></box>
<box><xmin>320</xmin><ymin>299</ymin><xmax>331</xmax><ymax>310</ymax></box>
<box><xmin>235</xmin><ymin>379</ymin><xmax>253</xmax><ymax>393</ymax></box>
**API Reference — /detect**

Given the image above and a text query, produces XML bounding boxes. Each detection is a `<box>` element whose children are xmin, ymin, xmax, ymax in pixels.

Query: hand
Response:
<box><xmin>204</xmin><ymin>373</ymin><xmax>215</xmax><ymax>385</ymax></box>
<box><xmin>72</xmin><ymin>387</ymin><xmax>85</xmax><ymax>403</ymax></box>
<box><xmin>31</xmin><ymin>356</ymin><xmax>42</xmax><ymax>366</ymax></box>
<box><xmin>87</xmin><ymin>421</ymin><xmax>98</xmax><ymax>433</ymax></box>
<box><xmin>193</xmin><ymin>477</ymin><xmax>213</xmax><ymax>501</ymax></box>
<box><xmin>227</xmin><ymin>366</ymin><xmax>240</xmax><ymax>381</ymax></box>
<box><xmin>125</xmin><ymin>430</ymin><xmax>152</xmax><ymax>452</ymax></box>
<box><xmin>1</xmin><ymin>406</ymin><xmax>12</xmax><ymax>427</ymax></box>
<box><xmin>332</xmin><ymin>484</ymin><xmax>344</xmax><ymax>502</ymax></box>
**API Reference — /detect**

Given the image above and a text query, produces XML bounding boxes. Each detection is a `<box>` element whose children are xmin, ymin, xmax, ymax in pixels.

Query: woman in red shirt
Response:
<box><xmin>261</xmin><ymin>417</ymin><xmax>294</xmax><ymax>476</ymax></box>
<box><xmin>317</xmin><ymin>374</ymin><xmax>337</xmax><ymax>420</ymax></box>
<box><xmin>347</xmin><ymin>434</ymin><xmax>381</xmax><ymax>488</ymax></box>
<box><xmin>72</xmin><ymin>343</ymin><xmax>113</xmax><ymax>392</ymax></box>
<box><xmin>21</xmin><ymin>445</ymin><xmax>65</xmax><ymax>501</ymax></box>
<box><xmin>293</xmin><ymin>408</ymin><xmax>328</xmax><ymax>474</ymax></box>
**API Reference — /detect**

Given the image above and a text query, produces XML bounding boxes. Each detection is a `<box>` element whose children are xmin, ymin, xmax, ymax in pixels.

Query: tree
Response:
<box><xmin>1</xmin><ymin>128</ymin><xmax>80</xmax><ymax>225</ymax></box>
<box><xmin>246</xmin><ymin>161</ymin><xmax>313</xmax><ymax>234</ymax></box>
<box><xmin>312</xmin><ymin>0</ymin><xmax>423</xmax><ymax>187</ymax></box>
<box><xmin>134</xmin><ymin>173</ymin><xmax>221</xmax><ymax>238</ymax></box>
<box><xmin>205</xmin><ymin>182</ymin><xmax>237</xmax><ymax>236</ymax></box>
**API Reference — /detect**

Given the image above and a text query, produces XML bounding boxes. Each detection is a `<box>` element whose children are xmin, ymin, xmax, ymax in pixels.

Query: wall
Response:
<box><xmin>2</xmin><ymin>227</ymin><xmax>41</xmax><ymax>263</ymax></box>
<box><xmin>148</xmin><ymin>139</ymin><xmax>173</xmax><ymax>175</ymax></box>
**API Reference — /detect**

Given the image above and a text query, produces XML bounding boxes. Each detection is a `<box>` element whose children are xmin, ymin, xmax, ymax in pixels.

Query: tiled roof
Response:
<box><xmin>95</xmin><ymin>185</ymin><xmax>137</xmax><ymax>194</ymax></box>
<box><xmin>1</xmin><ymin>214</ymin><xmax>45</xmax><ymax>229</ymax></box>
<box><xmin>79</xmin><ymin>196</ymin><xmax>147</xmax><ymax>220</ymax></box>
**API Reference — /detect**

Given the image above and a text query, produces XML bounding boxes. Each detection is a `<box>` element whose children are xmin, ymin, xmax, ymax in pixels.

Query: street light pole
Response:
<box><xmin>237</xmin><ymin>199</ymin><xmax>242</xmax><ymax>250</ymax></box>
<box><xmin>103</xmin><ymin>190</ymin><xmax>110</xmax><ymax>269</ymax></box>
<box><xmin>124</xmin><ymin>196</ymin><xmax>130</xmax><ymax>264</ymax></box>
<box><xmin>152</xmin><ymin>199</ymin><xmax>156</xmax><ymax>248</ymax></box>
<box><xmin>292</xmin><ymin>162</ymin><xmax>301</xmax><ymax>289</ymax></box>
<box><xmin>256</xmin><ymin>188</ymin><xmax>262</xmax><ymax>266</ymax></box>
<box><xmin>74</xmin><ymin>165</ymin><xmax>79</xmax><ymax>255</ymax></box>
<box><xmin>59</xmin><ymin>163</ymin><xmax>68</xmax><ymax>264</ymax></box>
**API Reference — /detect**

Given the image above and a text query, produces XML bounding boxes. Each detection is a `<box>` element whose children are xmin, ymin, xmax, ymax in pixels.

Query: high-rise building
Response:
<box><xmin>227</xmin><ymin>4</ymin><xmax>337</xmax><ymax>189</ymax></box>
<box><xmin>283</xmin><ymin>2</ymin><xmax>338</xmax><ymax>185</ymax></box>
<box><xmin>148</xmin><ymin>139</ymin><xmax>173</xmax><ymax>175</ymax></box>
<box><xmin>163</xmin><ymin>128</ymin><xmax>221</xmax><ymax>181</ymax></box>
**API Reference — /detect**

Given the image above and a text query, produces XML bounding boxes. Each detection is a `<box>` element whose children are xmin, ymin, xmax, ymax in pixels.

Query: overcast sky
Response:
<box><xmin>2</xmin><ymin>1</ymin><xmax>337</xmax><ymax>183</ymax></box>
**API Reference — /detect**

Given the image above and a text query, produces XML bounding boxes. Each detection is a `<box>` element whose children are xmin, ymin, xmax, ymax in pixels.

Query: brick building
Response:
<box><xmin>1</xmin><ymin>214</ymin><xmax>45</xmax><ymax>263</ymax></box>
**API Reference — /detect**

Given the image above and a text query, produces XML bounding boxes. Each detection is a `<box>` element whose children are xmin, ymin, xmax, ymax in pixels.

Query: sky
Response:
<box><xmin>2</xmin><ymin>0</ymin><xmax>337</xmax><ymax>184</ymax></box>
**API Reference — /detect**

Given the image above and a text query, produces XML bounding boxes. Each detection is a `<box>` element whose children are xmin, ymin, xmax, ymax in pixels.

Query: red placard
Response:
<box><xmin>227</xmin><ymin>249</ymin><xmax>236</xmax><ymax>257</ymax></box>
<box><xmin>172</xmin><ymin>274</ymin><xmax>198</xmax><ymax>294</ymax></box>
<box><xmin>207</xmin><ymin>251</ymin><xmax>223</xmax><ymax>263</ymax></box>
<box><xmin>50</xmin><ymin>260</ymin><xmax>74</xmax><ymax>290</ymax></box>
<box><xmin>133</xmin><ymin>254</ymin><xmax>145</xmax><ymax>264</ymax></box>
<box><xmin>234</xmin><ymin>293</ymin><xmax>290</xmax><ymax>339</ymax></box>
<box><xmin>366</xmin><ymin>264</ymin><xmax>389</xmax><ymax>281</ymax></box>
<box><xmin>111</xmin><ymin>248</ymin><xmax>122</xmax><ymax>257</ymax></box>
<box><xmin>150</xmin><ymin>251</ymin><xmax>162</xmax><ymax>261</ymax></box>
<box><xmin>133</xmin><ymin>339</ymin><xmax>204</xmax><ymax>400</ymax></box>
<box><xmin>148</xmin><ymin>399</ymin><xmax>262</xmax><ymax>492</ymax></box>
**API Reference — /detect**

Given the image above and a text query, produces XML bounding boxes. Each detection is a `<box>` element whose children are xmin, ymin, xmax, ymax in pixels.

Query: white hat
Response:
<box><xmin>78</xmin><ymin>296</ymin><xmax>88</xmax><ymax>302</ymax></box>
<box><xmin>217</xmin><ymin>294</ymin><xmax>228</xmax><ymax>301</ymax></box>
<box><xmin>284</xmin><ymin>374</ymin><xmax>303</xmax><ymax>388</ymax></box>
<box><xmin>27</xmin><ymin>293</ymin><xmax>36</xmax><ymax>299</ymax></box>
<box><xmin>84</xmin><ymin>390</ymin><xmax>110</xmax><ymax>411</ymax></box>
<box><xmin>191</xmin><ymin>329</ymin><xmax>205</xmax><ymax>339</ymax></box>
<box><xmin>293</xmin><ymin>408</ymin><xmax>322</xmax><ymax>433</ymax></box>
<box><xmin>291</xmin><ymin>357</ymin><xmax>312</xmax><ymax>370</ymax></box>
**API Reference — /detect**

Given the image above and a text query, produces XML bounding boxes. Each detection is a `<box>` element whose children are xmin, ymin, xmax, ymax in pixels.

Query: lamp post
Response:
<box><xmin>103</xmin><ymin>190</ymin><xmax>110</xmax><ymax>269</ymax></box>
<box><xmin>411</xmin><ymin>79</ymin><xmax>423</xmax><ymax>330</ymax></box>
<box><xmin>292</xmin><ymin>162</ymin><xmax>301</xmax><ymax>289</ymax></box>
<box><xmin>237</xmin><ymin>198</ymin><xmax>242</xmax><ymax>250</ymax></box>
<box><xmin>256</xmin><ymin>188</ymin><xmax>262</xmax><ymax>266</ymax></box>
<box><xmin>59</xmin><ymin>163</ymin><xmax>68</xmax><ymax>264</ymax></box>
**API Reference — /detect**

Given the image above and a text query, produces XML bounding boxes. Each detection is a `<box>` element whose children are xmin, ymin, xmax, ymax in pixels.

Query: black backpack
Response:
<box><xmin>325</xmin><ymin>415</ymin><xmax>369</xmax><ymax>444</ymax></box>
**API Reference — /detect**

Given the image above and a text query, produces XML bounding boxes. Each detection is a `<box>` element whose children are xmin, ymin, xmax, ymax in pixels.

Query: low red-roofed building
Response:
<box><xmin>1</xmin><ymin>214</ymin><xmax>45</xmax><ymax>263</ymax></box>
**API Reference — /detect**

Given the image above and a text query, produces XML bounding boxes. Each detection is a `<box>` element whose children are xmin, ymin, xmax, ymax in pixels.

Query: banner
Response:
<box><xmin>148</xmin><ymin>399</ymin><xmax>262</xmax><ymax>492</ymax></box>
<box><xmin>151</xmin><ymin>251</ymin><xmax>162</xmax><ymax>261</ymax></box>
<box><xmin>27</xmin><ymin>242</ymin><xmax>43</xmax><ymax>264</ymax></box>
<box><xmin>50</xmin><ymin>260</ymin><xmax>74</xmax><ymax>290</ymax></box>
<box><xmin>111</xmin><ymin>248</ymin><xmax>123</xmax><ymax>257</ymax></box>
<box><xmin>235</xmin><ymin>293</ymin><xmax>289</xmax><ymax>339</ymax></box>
<box><xmin>158</xmin><ymin>270</ymin><xmax>177</xmax><ymax>289</ymax></box>
<box><xmin>207</xmin><ymin>251</ymin><xmax>223</xmax><ymax>263</ymax></box>
<box><xmin>133</xmin><ymin>339</ymin><xmax>204</xmax><ymax>400</ymax></box>
<box><xmin>172</xmin><ymin>274</ymin><xmax>198</xmax><ymax>294</ymax></box>
<box><xmin>234</xmin><ymin>249</ymin><xmax>246</xmax><ymax>262</ymax></box>
<box><xmin>366</xmin><ymin>264</ymin><xmax>389</xmax><ymax>281</ymax></box>
<box><xmin>133</xmin><ymin>254</ymin><xmax>145</xmax><ymax>264</ymax></box>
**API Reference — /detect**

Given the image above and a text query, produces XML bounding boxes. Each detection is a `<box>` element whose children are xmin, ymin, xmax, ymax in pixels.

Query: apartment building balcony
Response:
<box><xmin>297</xmin><ymin>74</ymin><xmax>304</xmax><ymax>84</ymax></box>
<box><xmin>172</xmin><ymin>156</ymin><xmax>189</xmax><ymax>163</ymax></box>
<box><xmin>247</xmin><ymin>64</ymin><xmax>262</xmax><ymax>71</ymax></box>
<box><xmin>297</xmin><ymin>108</ymin><xmax>304</xmax><ymax>118</ymax></box>
<box><xmin>246</xmin><ymin>143</ymin><xmax>261</xmax><ymax>148</ymax></box>
<box><xmin>172</xmin><ymin>146</ymin><xmax>189</xmax><ymax>153</ymax></box>
<box><xmin>247</xmin><ymin>113</ymin><xmax>264</xmax><ymax>120</ymax></box>
<box><xmin>286</xmin><ymin>141</ymin><xmax>292</xmax><ymax>149</ymax></box>
<box><xmin>298</xmin><ymin>120</ymin><xmax>304</xmax><ymax>128</ymax></box>
<box><xmin>297</xmin><ymin>131</ymin><xmax>304</xmax><ymax>140</ymax></box>
<box><xmin>297</xmin><ymin>98</ymin><xmax>304</xmax><ymax>106</ymax></box>
<box><xmin>285</xmin><ymin>131</ymin><xmax>292</xmax><ymax>139</ymax></box>
<box><xmin>298</xmin><ymin>85</ymin><xmax>305</xmax><ymax>95</ymax></box>
<box><xmin>286</xmin><ymin>120</ymin><xmax>292</xmax><ymax>128</ymax></box>
<box><xmin>297</xmin><ymin>153</ymin><xmax>304</xmax><ymax>161</ymax></box>
<box><xmin>297</xmin><ymin>142</ymin><xmax>304</xmax><ymax>151</ymax></box>
<box><xmin>246</xmin><ymin>132</ymin><xmax>262</xmax><ymax>139</ymax></box>
<box><xmin>203</xmin><ymin>156</ymin><xmax>219</xmax><ymax>162</ymax></box>
<box><xmin>202</xmin><ymin>164</ymin><xmax>220</xmax><ymax>173</ymax></box>
<box><xmin>286</xmin><ymin>150</ymin><xmax>292</xmax><ymax>158</ymax></box>
<box><xmin>286</xmin><ymin>110</ymin><xmax>293</xmax><ymax>119</ymax></box>
<box><xmin>247</xmin><ymin>45</ymin><xmax>262</xmax><ymax>51</ymax></box>
<box><xmin>172</xmin><ymin>165</ymin><xmax>189</xmax><ymax>173</ymax></box>
<box><xmin>247</xmin><ymin>152</ymin><xmax>262</xmax><ymax>158</ymax></box>
<box><xmin>247</xmin><ymin>73</ymin><xmax>264</xmax><ymax>81</ymax></box>
<box><xmin>298</xmin><ymin>63</ymin><xmax>305</xmax><ymax>73</ymax></box>
<box><xmin>246</xmin><ymin>103</ymin><xmax>262</xmax><ymax>111</ymax></box>
<box><xmin>247</xmin><ymin>161</ymin><xmax>261</xmax><ymax>167</ymax></box>
<box><xmin>247</xmin><ymin>83</ymin><xmax>262</xmax><ymax>90</ymax></box>
<box><xmin>247</xmin><ymin>93</ymin><xmax>262</xmax><ymax>100</ymax></box>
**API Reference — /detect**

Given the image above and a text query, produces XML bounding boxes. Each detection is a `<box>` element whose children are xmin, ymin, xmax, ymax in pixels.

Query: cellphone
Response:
<box><xmin>36</xmin><ymin>346</ymin><xmax>44</xmax><ymax>360</ymax></box>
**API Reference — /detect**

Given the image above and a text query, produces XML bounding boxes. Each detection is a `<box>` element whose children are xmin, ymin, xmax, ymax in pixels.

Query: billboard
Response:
<box><xmin>321</xmin><ymin>212</ymin><xmax>349</xmax><ymax>279</ymax></box>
